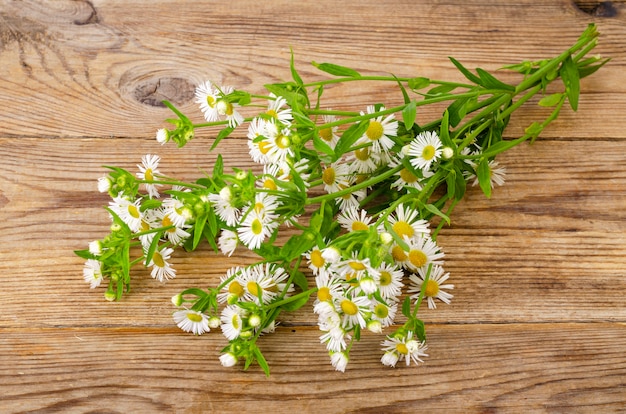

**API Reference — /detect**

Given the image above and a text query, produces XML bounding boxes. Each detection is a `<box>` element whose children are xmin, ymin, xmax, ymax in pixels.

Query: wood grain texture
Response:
<box><xmin>1</xmin><ymin>0</ymin><xmax>625</xmax><ymax>412</ymax></box>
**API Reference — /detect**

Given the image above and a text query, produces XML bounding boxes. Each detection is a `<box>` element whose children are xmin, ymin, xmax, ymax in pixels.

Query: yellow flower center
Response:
<box><xmin>391</xmin><ymin>245</ymin><xmax>408</xmax><ymax>262</ymax></box>
<box><xmin>424</xmin><ymin>279</ymin><xmax>440</xmax><ymax>297</ymax></box>
<box><xmin>340</xmin><ymin>299</ymin><xmax>359</xmax><ymax>316</ymax></box>
<box><xmin>349</xmin><ymin>261</ymin><xmax>366</xmax><ymax>271</ymax></box>
<box><xmin>310</xmin><ymin>249</ymin><xmax>325</xmax><ymax>268</ymax></box>
<box><xmin>152</xmin><ymin>251</ymin><xmax>165</xmax><ymax>268</ymax></box>
<box><xmin>231</xmin><ymin>314</ymin><xmax>240</xmax><ymax>329</ymax></box>
<box><xmin>409</xmin><ymin>249</ymin><xmax>428</xmax><ymax>268</ymax></box>
<box><xmin>247</xmin><ymin>281</ymin><xmax>262</xmax><ymax>297</ymax></box>
<box><xmin>254</xmin><ymin>202</ymin><xmax>265</xmax><ymax>213</ymax></box>
<box><xmin>262</xmin><ymin>178</ymin><xmax>277</xmax><ymax>191</ymax></box>
<box><xmin>128</xmin><ymin>204</ymin><xmax>140</xmax><ymax>219</ymax></box>
<box><xmin>206</xmin><ymin>96</ymin><xmax>216</xmax><ymax>108</ymax></box>
<box><xmin>396</xmin><ymin>343</ymin><xmax>409</xmax><ymax>355</ymax></box>
<box><xmin>258</xmin><ymin>140</ymin><xmax>271</xmax><ymax>155</ymax></box>
<box><xmin>145</xmin><ymin>168</ymin><xmax>154</xmax><ymax>181</ymax></box>
<box><xmin>351</xmin><ymin>221</ymin><xmax>369</xmax><ymax>231</ymax></box>
<box><xmin>400</xmin><ymin>168</ymin><xmax>418</xmax><ymax>183</ymax></box>
<box><xmin>162</xmin><ymin>215</ymin><xmax>176</xmax><ymax>233</ymax></box>
<box><xmin>322</xmin><ymin>167</ymin><xmax>336</xmax><ymax>186</ymax></box>
<box><xmin>251</xmin><ymin>218</ymin><xmax>263</xmax><ymax>235</ymax></box>
<box><xmin>392</xmin><ymin>221</ymin><xmax>414</xmax><ymax>239</ymax></box>
<box><xmin>266</xmin><ymin>109</ymin><xmax>278</xmax><ymax>119</ymax></box>
<box><xmin>228</xmin><ymin>281</ymin><xmax>244</xmax><ymax>297</ymax></box>
<box><xmin>275</xmin><ymin>134</ymin><xmax>290</xmax><ymax>149</ymax></box>
<box><xmin>354</xmin><ymin>148</ymin><xmax>370</xmax><ymax>161</ymax></box>
<box><xmin>379</xmin><ymin>271</ymin><xmax>391</xmax><ymax>286</ymax></box>
<box><xmin>187</xmin><ymin>312</ymin><xmax>203</xmax><ymax>323</ymax></box>
<box><xmin>317</xmin><ymin>286</ymin><xmax>332</xmax><ymax>302</ymax></box>
<box><xmin>319</xmin><ymin>127</ymin><xmax>333</xmax><ymax>142</ymax></box>
<box><xmin>421</xmin><ymin>145</ymin><xmax>436</xmax><ymax>161</ymax></box>
<box><xmin>366</xmin><ymin>121</ymin><xmax>384</xmax><ymax>141</ymax></box>
<box><xmin>373</xmin><ymin>303</ymin><xmax>389</xmax><ymax>319</ymax></box>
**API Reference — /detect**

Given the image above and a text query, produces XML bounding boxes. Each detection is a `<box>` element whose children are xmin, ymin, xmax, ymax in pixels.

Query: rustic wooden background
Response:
<box><xmin>1</xmin><ymin>0</ymin><xmax>625</xmax><ymax>412</ymax></box>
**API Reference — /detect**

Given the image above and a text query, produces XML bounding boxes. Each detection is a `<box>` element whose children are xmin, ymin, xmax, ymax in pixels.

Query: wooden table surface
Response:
<box><xmin>1</xmin><ymin>0</ymin><xmax>625</xmax><ymax>412</ymax></box>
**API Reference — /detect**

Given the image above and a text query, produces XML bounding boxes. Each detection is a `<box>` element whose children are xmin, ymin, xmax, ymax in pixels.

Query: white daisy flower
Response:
<box><xmin>97</xmin><ymin>176</ymin><xmax>111</xmax><ymax>193</ymax></box>
<box><xmin>156</xmin><ymin>128</ymin><xmax>169</xmax><ymax>144</ymax></box>
<box><xmin>108</xmin><ymin>194</ymin><xmax>143</xmax><ymax>232</ymax></box>
<box><xmin>217</xmin><ymin>267</ymin><xmax>246</xmax><ymax>304</ymax></box>
<box><xmin>337</xmin><ymin>207</ymin><xmax>372</xmax><ymax>232</ymax></box>
<box><xmin>370</xmin><ymin>299</ymin><xmax>397</xmax><ymax>328</ymax></box>
<box><xmin>220</xmin><ymin>305</ymin><xmax>246</xmax><ymax>340</ymax></box>
<box><xmin>337</xmin><ymin>294</ymin><xmax>371</xmax><ymax>329</ymax></box>
<box><xmin>381</xmin><ymin>331</ymin><xmax>428</xmax><ymax>367</ymax></box>
<box><xmin>218</xmin><ymin>229</ymin><xmax>239</xmax><ymax>257</ymax></box>
<box><xmin>208</xmin><ymin>187</ymin><xmax>240</xmax><ymax>227</ymax></box>
<box><xmin>136</xmin><ymin>154</ymin><xmax>162</xmax><ymax>199</ymax></box>
<box><xmin>348</xmin><ymin>147</ymin><xmax>380</xmax><ymax>174</ymax></box>
<box><xmin>318</xmin><ymin>113</ymin><xmax>340</xmax><ymax>149</ymax></box>
<box><xmin>161</xmin><ymin>197</ymin><xmax>192</xmax><ymax>228</ymax></box>
<box><xmin>335</xmin><ymin>253</ymin><xmax>379</xmax><ymax>285</ymax></box>
<box><xmin>321</xmin><ymin>162</ymin><xmax>352</xmax><ymax>195</ymax></box>
<box><xmin>314</xmin><ymin>269</ymin><xmax>344</xmax><ymax>305</ymax></box>
<box><xmin>468</xmin><ymin>160</ymin><xmax>507</xmax><ymax>188</ymax></box>
<box><xmin>320</xmin><ymin>325</ymin><xmax>350</xmax><ymax>352</ymax></box>
<box><xmin>83</xmin><ymin>259</ymin><xmax>103</xmax><ymax>289</ymax></box>
<box><xmin>305</xmin><ymin>246</ymin><xmax>328</xmax><ymax>275</ymax></box>
<box><xmin>401</xmin><ymin>235</ymin><xmax>445</xmax><ymax>272</ymax></box>
<box><xmin>240</xmin><ymin>263</ymin><xmax>290</xmax><ymax>305</ymax></box>
<box><xmin>146</xmin><ymin>246</ymin><xmax>176</xmax><ymax>282</ymax></box>
<box><xmin>173</xmin><ymin>309</ymin><xmax>210</xmax><ymax>335</ymax></box>
<box><xmin>385</xmin><ymin>204</ymin><xmax>430</xmax><ymax>240</ymax></box>
<box><xmin>408</xmin><ymin>131</ymin><xmax>443</xmax><ymax>171</ymax></box>
<box><xmin>408</xmin><ymin>265</ymin><xmax>454</xmax><ymax>309</ymax></box>
<box><xmin>155</xmin><ymin>209</ymin><xmax>190</xmax><ymax>246</ymax></box>
<box><xmin>329</xmin><ymin>351</ymin><xmax>349</xmax><ymax>372</ymax></box>
<box><xmin>262</xmin><ymin>124</ymin><xmax>294</xmax><ymax>165</ymax></box>
<box><xmin>247</xmin><ymin>117</ymin><xmax>273</xmax><ymax>164</ymax></box>
<box><xmin>358</xmin><ymin>105</ymin><xmax>398</xmax><ymax>155</ymax></box>
<box><xmin>376</xmin><ymin>262</ymin><xmax>404</xmax><ymax>301</ymax></box>
<box><xmin>388</xmin><ymin>156</ymin><xmax>430</xmax><ymax>191</ymax></box>
<box><xmin>237</xmin><ymin>209</ymin><xmax>277</xmax><ymax>250</ymax></box>
<box><xmin>265</xmin><ymin>93</ymin><xmax>292</xmax><ymax>126</ymax></box>
<box><xmin>195</xmin><ymin>80</ymin><xmax>221</xmax><ymax>122</ymax></box>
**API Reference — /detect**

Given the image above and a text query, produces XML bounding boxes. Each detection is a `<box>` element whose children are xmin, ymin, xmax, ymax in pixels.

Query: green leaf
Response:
<box><xmin>334</xmin><ymin>120</ymin><xmax>370</xmax><ymax>157</ymax></box>
<box><xmin>476</xmin><ymin>158</ymin><xmax>492</xmax><ymax>198</ymax></box>
<box><xmin>313</xmin><ymin>132</ymin><xmax>336</xmax><ymax>158</ymax></box>
<box><xmin>577</xmin><ymin>57</ymin><xmax>610</xmax><ymax>79</ymax></box>
<box><xmin>210</xmin><ymin>127</ymin><xmax>235</xmax><ymax>151</ymax></box>
<box><xmin>253</xmin><ymin>347</ymin><xmax>271</xmax><ymax>377</ymax></box>
<box><xmin>74</xmin><ymin>249</ymin><xmax>98</xmax><ymax>260</ymax></box>
<box><xmin>426</xmin><ymin>83</ymin><xmax>456</xmax><ymax>96</ymax></box>
<box><xmin>144</xmin><ymin>229</ymin><xmax>163</xmax><ymax>265</ymax></box>
<box><xmin>447</xmin><ymin>96</ymin><xmax>470</xmax><ymax>128</ymax></box>
<box><xmin>538</xmin><ymin>93</ymin><xmax>564</xmax><ymax>107</ymax></box>
<box><xmin>140</xmin><ymin>198</ymin><xmax>162</xmax><ymax>212</ymax></box>
<box><xmin>311</xmin><ymin>61</ymin><xmax>361</xmax><ymax>77</ymax></box>
<box><xmin>449</xmin><ymin>57</ymin><xmax>482</xmax><ymax>85</ymax></box>
<box><xmin>476</xmin><ymin>68</ymin><xmax>515</xmax><ymax>91</ymax></box>
<box><xmin>453</xmin><ymin>163</ymin><xmax>467</xmax><ymax>201</ymax></box>
<box><xmin>192</xmin><ymin>213</ymin><xmax>207</xmax><ymax>250</ymax></box>
<box><xmin>402</xmin><ymin>296</ymin><xmax>412</xmax><ymax>318</ymax></box>
<box><xmin>423</xmin><ymin>203</ymin><xmax>450</xmax><ymax>225</ymax></box>
<box><xmin>408</xmin><ymin>77</ymin><xmax>430</xmax><ymax>90</ymax></box>
<box><xmin>560</xmin><ymin>54</ymin><xmax>580</xmax><ymax>111</ymax></box>
<box><xmin>446</xmin><ymin>169</ymin><xmax>456</xmax><ymax>200</ymax></box>
<box><xmin>402</xmin><ymin>101</ymin><xmax>417</xmax><ymax>130</ymax></box>
<box><xmin>439</xmin><ymin>110</ymin><xmax>453</xmax><ymax>148</ymax></box>
<box><xmin>290</xmin><ymin>48</ymin><xmax>304</xmax><ymax>86</ymax></box>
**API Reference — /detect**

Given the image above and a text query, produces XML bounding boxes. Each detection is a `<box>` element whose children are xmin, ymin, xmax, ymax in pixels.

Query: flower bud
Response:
<box><xmin>97</xmin><ymin>177</ymin><xmax>111</xmax><ymax>193</ymax></box>
<box><xmin>208</xmin><ymin>316</ymin><xmax>221</xmax><ymax>329</ymax></box>
<box><xmin>442</xmin><ymin>146</ymin><xmax>454</xmax><ymax>159</ymax></box>
<box><xmin>171</xmin><ymin>293</ymin><xmax>183</xmax><ymax>307</ymax></box>
<box><xmin>219</xmin><ymin>352</ymin><xmax>237</xmax><ymax>367</ymax></box>
<box><xmin>367</xmin><ymin>320</ymin><xmax>382</xmax><ymax>334</ymax></box>
<box><xmin>104</xmin><ymin>290</ymin><xmax>117</xmax><ymax>302</ymax></box>
<box><xmin>156</xmin><ymin>128</ymin><xmax>169</xmax><ymax>144</ymax></box>
<box><xmin>248</xmin><ymin>314</ymin><xmax>262</xmax><ymax>328</ymax></box>
<box><xmin>379</xmin><ymin>232</ymin><xmax>393</xmax><ymax>245</ymax></box>
<box><xmin>381</xmin><ymin>350</ymin><xmax>399</xmax><ymax>367</ymax></box>
<box><xmin>88</xmin><ymin>240</ymin><xmax>103</xmax><ymax>256</ymax></box>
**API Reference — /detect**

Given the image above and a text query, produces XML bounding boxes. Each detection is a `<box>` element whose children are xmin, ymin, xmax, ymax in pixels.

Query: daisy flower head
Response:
<box><xmin>220</xmin><ymin>305</ymin><xmax>247</xmax><ymax>340</ymax></box>
<box><xmin>97</xmin><ymin>176</ymin><xmax>111</xmax><ymax>193</ymax></box>
<box><xmin>262</xmin><ymin>125</ymin><xmax>295</xmax><ymax>165</ymax></box>
<box><xmin>317</xmin><ymin>113</ymin><xmax>340</xmax><ymax>149</ymax></box>
<box><xmin>265</xmin><ymin>93</ymin><xmax>292</xmax><ymax>126</ymax></box>
<box><xmin>329</xmin><ymin>351</ymin><xmax>349</xmax><ymax>372</ymax></box>
<box><xmin>358</xmin><ymin>105</ymin><xmax>398</xmax><ymax>155</ymax></box>
<box><xmin>156</xmin><ymin>128</ymin><xmax>169</xmax><ymax>144</ymax></box>
<box><xmin>108</xmin><ymin>194</ymin><xmax>143</xmax><ymax>233</ymax></box>
<box><xmin>408</xmin><ymin>264</ymin><xmax>454</xmax><ymax>309</ymax></box>
<box><xmin>161</xmin><ymin>196</ymin><xmax>193</xmax><ymax>228</ymax></box>
<box><xmin>315</xmin><ymin>269</ymin><xmax>344</xmax><ymax>305</ymax></box>
<box><xmin>321</xmin><ymin>161</ymin><xmax>352</xmax><ymax>195</ymax></box>
<box><xmin>376</xmin><ymin>262</ymin><xmax>404</xmax><ymax>301</ymax></box>
<box><xmin>306</xmin><ymin>246</ymin><xmax>328</xmax><ymax>276</ymax></box>
<box><xmin>173</xmin><ymin>309</ymin><xmax>210</xmax><ymax>335</ymax></box>
<box><xmin>137</xmin><ymin>209</ymin><xmax>159</xmax><ymax>251</ymax></box>
<box><xmin>370</xmin><ymin>298</ymin><xmax>397</xmax><ymax>328</ymax></box>
<box><xmin>155</xmin><ymin>208</ymin><xmax>190</xmax><ymax>246</ymax></box>
<box><xmin>381</xmin><ymin>331</ymin><xmax>428</xmax><ymax>367</ymax></box>
<box><xmin>247</xmin><ymin>117</ymin><xmax>273</xmax><ymax>164</ymax></box>
<box><xmin>218</xmin><ymin>228</ymin><xmax>239</xmax><ymax>257</ymax></box>
<box><xmin>337</xmin><ymin>206</ymin><xmax>372</xmax><ymax>233</ymax></box>
<box><xmin>388</xmin><ymin>155</ymin><xmax>431</xmax><ymax>191</ymax></box>
<box><xmin>335</xmin><ymin>179</ymin><xmax>366</xmax><ymax>212</ymax></box>
<box><xmin>146</xmin><ymin>246</ymin><xmax>176</xmax><ymax>282</ymax></box>
<box><xmin>336</xmin><ymin>294</ymin><xmax>371</xmax><ymax>329</ymax></box>
<box><xmin>336</xmin><ymin>253</ymin><xmax>379</xmax><ymax>285</ymax></box>
<box><xmin>401</xmin><ymin>235</ymin><xmax>445</xmax><ymax>272</ymax></box>
<box><xmin>217</xmin><ymin>267</ymin><xmax>246</xmax><ymax>304</ymax></box>
<box><xmin>241</xmin><ymin>263</ymin><xmax>290</xmax><ymax>305</ymax></box>
<box><xmin>385</xmin><ymin>204</ymin><xmax>430</xmax><ymax>241</ymax></box>
<box><xmin>136</xmin><ymin>154</ymin><xmax>162</xmax><ymax>199</ymax></box>
<box><xmin>408</xmin><ymin>130</ymin><xmax>443</xmax><ymax>171</ymax></box>
<box><xmin>320</xmin><ymin>325</ymin><xmax>350</xmax><ymax>352</ymax></box>
<box><xmin>195</xmin><ymin>81</ymin><xmax>243</xmax><ymax>127</ymax></box>
<box><xmin>208</xmin><ymin>187</ymin><xmax>240</xmax><ymax>227</ymax></box>
<box><xmin>237</xmin><ymin>208</ymin><xmax>277</xmax><ymax>250</ymax></box>
<box><xmin>83</xmin><ymin>259</ymin><xmax>103</xmax><ymax>289</ymax></box>
<box><xmin>348</xmin><ymin>146</ymin><xmax>381</xmax><ymax>174</ymax></box>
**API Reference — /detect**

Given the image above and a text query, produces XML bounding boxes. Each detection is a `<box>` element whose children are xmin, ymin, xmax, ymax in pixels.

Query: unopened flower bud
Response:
<box><xmin>156</xmin><ymin>128</ymin><xmax>169</xmax><ymax>144</ymax></box>
<box><xmin>88</xmin><ymin>240</ymin><xmax>102</xmax><ymax>256</ymax></box>
<box><xmin>367</xmin><ymin>320</ymin><xmax>382</xmax><ymax>334</ymax></box>
<box><xmin>442</xmin><ymin>146</ymin><xmax>454</xmax><ymax>159</ymax></box>
<box><xmin>208</xmin><ymin>316</ymin><xmax>221</xmax><ymax>329</ymax></box>
<box><xmin>171</xmin><ymin>293</ymin><xmax>183</xmax><ymax>307</ymax></box>
<box><xmin>248</xmin><ymin>314</ymin><xmax>262</xmax><ymax>328</ymax></box>
<box><xmin>104</xmin><ymin>290</ymin><xmax>117</xmax><ymax>302</ymax></box>
<box><xmin>219</xmin><ymin>352</ymin><xmax>237</xmax><ymax>367</ymax></box>
<box><xmin>97</xmin><ymin>177</ymin><xmax>111</xmax><ymax>193</ymax></box>
<box><xmin>379</xmin><ymin>232</ymin><xmax>393</xmax><ymax>245</ymax></box>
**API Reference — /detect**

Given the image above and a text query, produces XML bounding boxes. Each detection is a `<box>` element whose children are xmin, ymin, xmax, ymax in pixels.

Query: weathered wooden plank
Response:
<box><xmin>1</xmin><ymin>323</ymin><xmax>624</xmax><ymax>412</ymax></box>
<box><xmin>0</xmin><ymin>0</ymin><xmax>624</xmax><ymax>139</ymax></box>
